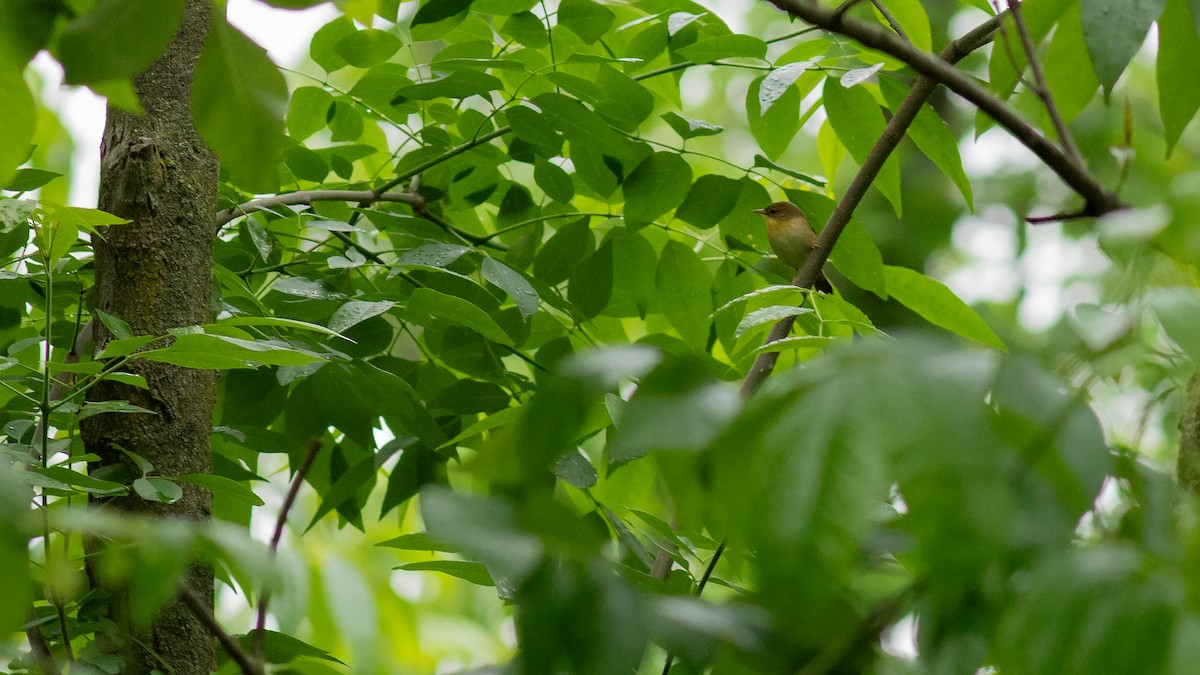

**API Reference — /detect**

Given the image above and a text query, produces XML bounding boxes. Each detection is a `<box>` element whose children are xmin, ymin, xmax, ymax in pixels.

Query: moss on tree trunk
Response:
<box><xmin>83</xmin><ymin>1</ymin><xmax>219</xmax><ymax>672</ymax></box>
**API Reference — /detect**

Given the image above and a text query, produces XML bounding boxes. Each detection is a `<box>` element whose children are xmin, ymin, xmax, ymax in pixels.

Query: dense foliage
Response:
<box><xmin>3</xmin><ymin>0</ymin><xmax>1200</xmax><ymax>672</ymax></box>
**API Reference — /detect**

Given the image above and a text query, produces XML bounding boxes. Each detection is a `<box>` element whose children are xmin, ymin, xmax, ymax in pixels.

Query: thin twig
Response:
<box><xmin>178</xmin><ymin>586</ymin><xmax>263</xmax><ymax>675</ymax></box>
<box><xmin>213</xmin><ymin>190</ymin><xmax>424</xmax><ymax>230</ymax></box>
<box><xmin>1025</xmin><ymin>209</ymin><xmax>1099</xmax><ymax>224</ymax></box>
<box><xmin>254</xmin><ymin>438</ymin><xmax>323</xmax><ymax>662</ymax></box>
<box><xmin>741</xmin><ymin>11</ymin><xmax>1010</xmax><ymax>397</ymax></box>
<box><xmin>831</xmin><ymin>0</ymin><xmax>870</xmax><ymax>25</ymax></box>
<box><xmin>869</xmin><ymin>0</ymin><xmax>908</xmax><ymax>41</ymax></box>
<box><xmin>763</xmin><ymin>0</ymin><xmax>1120</xmax><ymax>218</ymax></box>
<box><xmin>1007</xmin><ymin>0</ymin><xmax>1083</xmax><ymax>165</ymax></box>
<box><xmin>661</xmin><ymin>540</ymin><xmax>727</xmax><ymax>675</ymax></box>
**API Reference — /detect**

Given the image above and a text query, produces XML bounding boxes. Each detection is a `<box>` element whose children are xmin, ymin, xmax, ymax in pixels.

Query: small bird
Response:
<box><xmin>753</xmin><ymin>201</ymin><xmax>831</xmax><ymax>291</ymax></box>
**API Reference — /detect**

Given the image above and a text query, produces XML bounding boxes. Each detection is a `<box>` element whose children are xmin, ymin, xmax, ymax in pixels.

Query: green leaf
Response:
<box><xmin>393</xmin><ymin>70</ymin><xmax>503</xmax><ymax>102</ymax></box>
<box><xmin>406</xmin><ymin>288</ymin><xmax>513</xmax><ymax>345</ymax></box>
<box><xmin>1082</xmin><ymin>0</ymin><xmax>1167</xmax><ymax>91</ymax></box>
<box><xmin>533</xmin><ymin>92</ymin><xmax>635</xmax><ymax>159</ymax></box>
<box><xmin>608</xmin><ymin>359</ymin><xmax>740</xmax><ymax>461</ymax></box>
<box><xmin>78</xmin><ymin>400</ymin><xmax>156</xmax><ymax>421</ymax></box>
<box><xmin>872</xmin><ymin>0</ymin><xmax>931</xmax><ymax>51</ymax></box>
<box><xmin>757</xmin><ymin>59</ymin><xmax>821</xmax><ymax>116</ymax></box>
<box><xmin>675</xmin><ymin>174</ymin><xmax>741</xmax><ymax>229</ymax></box>
<box><xmin>623</xmin><ymin>152</ymin><xmax>693</xmax><ymax>227</ymax></box>
<box><xmin>193</xmin><ymin>19</ymin><xmax>287</xmax><ymax>191</ymax></box>
<box><xmin>96</xmin><ymin>309</ymin><xmax>133</xmax><ymax>340</ymax></box>
<box><xmin>883</xmin><ymin>265</ymin><xmax>1006</xmax><ymax>350</ymax></box>
<box><xmin>175</xmin><ymin>473</ymin><xmax>264</xmax><ymax>506</ymax></box>
<box><xmin>656</xmin><ymin>240</ymin><xmax>712</xmax><ymax>350</ymax></box>
<box><xmin>133</xmin><ymin>477</ymin><xmax>182</xmax><ymax>503</ymax></box>
<box><xmin>140</xmin><ymin>333</ymin><xmax>324</xmax><ymax>368</ymax></box>
<box><xmin>734</xmin><ymin>306</ymin><xmax>813</xmax><ymax>341</ymax></box>
<box><xmin>751</xmin><ymin>155</ymin><xmax>824</xmax><ymax>187</ymax></box>
<box><xmin>396</xmin><ymin>560</ymin><xmax>494</xmax><ymax>586</ymax></box>
<box><xmin>119</xmin><ymin>447</ymin><xmax>155</xmax><ymax>475</ymax></box>
<box><xmin>376</xmin><ymin>532</ymin><xmax>459</xmax><ymax>552</ymax></box>
<box><xmin>534</xmin><ymin>160</ymin><xmax>574</xmax><ymax>202</ymax></box>
<box><xmin>100</xmin><ymin>372</ymin><xmax>149</xmax><ymax>389</ymax></box>
<box><xmin>676</xmin><ymin>34</ymin><xmax>767</xmax><ymax>63</ymax></box>
<box><xmin>235</xmin><ymin>630</ymin><xmax>344</xmax><ymax>665</ymax></box>
<box><xmin>661</xmin><ymin>112</ymin><xmax>724</xmax><ymax>140</ymax></box>
<box><xmin>213</xmin><ymin>315</ymin><xmax>348</xmax><ymax>338</ymax></box>
<box><xmin>334</xmin><ymin>28</ymin><xmax>400</xmax><ymax>68</ymax></box>
<box><xmin>534</xmin><ymin>217</ymin><xmax>593</xmax><ymax>285</ymax></box>
<box><xmin>1158</xmin><ymin>0</ymin><xmax>1200</xmax><ymax>153</ymax></box>
<box><xmin>419</xmin><ymin>487</ymin><xmax>543</xmax><ymax>587</ymax></box>
<box><xmin>411</xmin><ymin>0</ymin><xmax>474</xmax><ymax>27</ymax></box>
<box><xmin>879</xmin><ymin>77</ymin><xmax>972</xmax><ymax>210</ymax></box>
<box><xmin>823</xmin><ymin>77</ymin><xmax>902</xmax><ymax>216</ymax></box>
<box><xmin>1043</xmin><ymin>2</ymin><xmax>1100</xmax><ymax>125</ymax></box>
<box><xmin>0</xmin><ymin>67</ymin><xmax>34</xmax><ymax>184</ymax></box>
<box><xmin>594</xmin><ymin>65</ymin><xmax>654</xmax><ymax>131</ymax></box>
<box><xmin>747</xmin><ymin>75</ymin><xmax>801</xmax><ymax>161</ymax></box>
<box><xmin>568</xmin><ymin>240</ymin><xmax>614</xmax><ymax>319</ymax></box>
<box><xmin>482</xmin><ymin>257</ymin><xmax>540</xmax><ymax>319</ymax></box>
<box><xmin>557</xmin><ymin>0</ymin><xmax>615</xmax><ymax>43</ymax></box>
<box><xmin>56</xmin><ymin>0</ymin><xmax>187</xmax><ymax>85</ymax></box>
<box><xmin>328</xmin><ymin>300</ymin><xmax>393</xmax><ymax>334</ymax></box>
<box><xmin>3</xmin><ymin>168</ymin><xmax>61</xmax><ymax>192</ymax></box>
<box><xmin>609</xmin><ymin>229</ymin><xmax>658</xmax><ymax>317</ymax></box>
<box><xmin>287</xmin><ymin>86</ymin><xmax>333</xmax><ymax>141</ymax></box>
<box><xmin>507</xmin><ymin>105</ymin><xmax>564</xmax><ymax>153</ymax></box>
<box><xmin>34</xmin><ymin>467</ymin><xmax>126</xmax><ymax>495</ymax></box>
<box><xmin>995</xmin><ymin>549</ymin><xmax>1178</xmax><ymax>675</ymax></box>
<box><xmin>310</xmin><ymin>16</ymin><xmax>356</xmax><ymax>73</ymax></box>
<box><xmin>96</xmin><ymin>334</ymin><xmax>159</xmax><ymax>359</ymax></box>
<box><xmin>1151</xmin><ymin>288</ymin><xmax>1200</xmax><ymax>363</ymax></box>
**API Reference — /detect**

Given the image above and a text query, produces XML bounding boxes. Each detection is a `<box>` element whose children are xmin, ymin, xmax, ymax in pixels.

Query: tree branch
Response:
<box><xmin>213</xmin><ymin>190</ymin><xmax>424</xmax><ymax>229</ymax></box>
<box><xmin>742</xmin><ymin>12</ymin><xmax>1009</xmax><ymax>397</ymax></box>
<box><xmin>763</xmin><ymin>0</ymin><xmax>1121</xmax><ymax>218</ymax></box>
<box><xmin>1006</xmin><ymin>0</ymin><xmax>1084</xmax><ymax>165</ymax></box>
<box><xmin>254</xmin><ymin>438</ymin><xmax>322</xmax><ymax>662</ymax></box>
<box><xmin>178</xmin><ymin>586</ymin><xmax>263</xmax><ymax>675</ymax></box>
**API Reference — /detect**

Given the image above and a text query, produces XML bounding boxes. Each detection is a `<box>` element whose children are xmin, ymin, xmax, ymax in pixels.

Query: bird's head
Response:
<box><xmin>753</xmin><ymin>201</ymin><xmax>807</xmax><ymax>223</ymax></box>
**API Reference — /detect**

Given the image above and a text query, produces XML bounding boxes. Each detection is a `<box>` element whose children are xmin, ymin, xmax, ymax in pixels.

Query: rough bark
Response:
<box><xmin>82</xmin><ymin>1</ymin><xmax>219</xmax><ymax>672</ymax></box>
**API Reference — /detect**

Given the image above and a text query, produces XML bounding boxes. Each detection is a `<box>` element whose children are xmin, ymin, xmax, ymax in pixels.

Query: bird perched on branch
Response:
<box><xmin>753</xmin><ymin>201</ymin><xmax>832</xmax><ymax>292</ymax></box>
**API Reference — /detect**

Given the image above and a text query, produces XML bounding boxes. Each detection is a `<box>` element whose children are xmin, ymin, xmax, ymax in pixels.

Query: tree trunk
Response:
<box><xmin>82</xmin><ymin>0</ymin><xmax>219</xmax><ymax>672</ymax></box>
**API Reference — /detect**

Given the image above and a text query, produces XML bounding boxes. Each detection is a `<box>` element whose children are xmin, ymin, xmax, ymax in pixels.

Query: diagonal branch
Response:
<box><xmin>1006</xmin><ymin>0</ymin><xmax>1084</xmax><ymax>165</ymax></box>
<box><xmin>254</xmin><ymin>437</ymin><xmax>322</xmax><ymax>662</ymax></box>
<box><xmin>763</xmin><ymin>0</ymin><xmax>1121</xmax><ymax>218</ymax></box>
<box><xmin>741</xmin><ymin>12</ymin><xmax>1009</xmax><ymax>396</ymax></box>
<box><xmin>179</xmin><ymin>586</ymin><xmax>263</xmax><ymax>675</ymax></box>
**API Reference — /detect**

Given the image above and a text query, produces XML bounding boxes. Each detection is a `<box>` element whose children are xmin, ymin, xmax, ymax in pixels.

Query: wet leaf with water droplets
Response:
<box><xmin>398</xmin><ymin>243</ymin><xmax>472</xmax><ymax>269</ymax></box>
<box><xmin>667</xmin><ymin>12</ymin><xmax>704</xmax><ymax>35</ymax></box>
<box><xmin>482</xmin><ymin>257</ymin><xmax>540</xmax><ymax>319</ymax></box>
<box><xmin>273</xmin><ymin>277</ymin><xmax>347</xmax><ymax>299</ymax></box>
<box><xmin>759</xmin><ymin>57</ymin><xmax>822</xmax><ymax>116</ymax></box>
<box><xmin>839</xmin><ymin>63</ymin><xmax>884</xmax><ymax>87</ymax></box>
<box><xmin>329</xmin><ymin>300</ymin><xmax>394</xmax><ymax>334</ymax></box>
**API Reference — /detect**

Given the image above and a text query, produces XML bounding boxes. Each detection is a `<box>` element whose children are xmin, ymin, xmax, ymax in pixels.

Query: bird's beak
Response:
<box><xmin>752</xmin><ymin>208</ymin><xmax>767</xmax><ymax>215</ymax></box>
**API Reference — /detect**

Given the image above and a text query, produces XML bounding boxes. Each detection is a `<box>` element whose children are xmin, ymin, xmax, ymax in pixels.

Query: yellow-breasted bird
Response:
<box><xmin>753</xmin><ymin>201</ymin><xmax>832</xmax><ymax>292</ymax></box>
